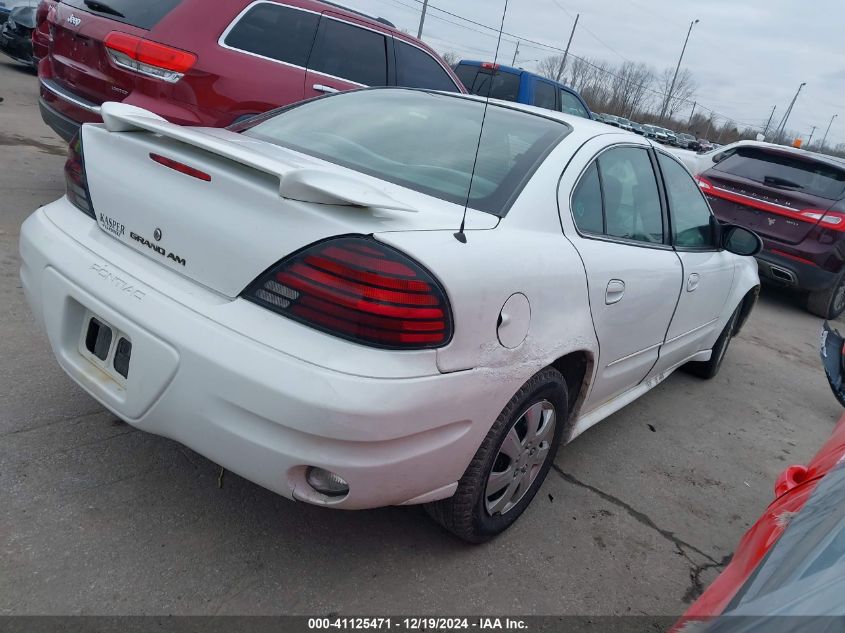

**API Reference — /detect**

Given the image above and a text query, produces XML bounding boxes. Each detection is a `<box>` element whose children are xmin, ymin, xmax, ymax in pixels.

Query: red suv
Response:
<box><xmin>697</xmin><ymin>143</ymin><xmax>845</xmax><ymax>318</ymax></box>
<box><xmin>38</xmin><ymin>0</ymin><xmax>464</xmax><ymax>141</ymax></box>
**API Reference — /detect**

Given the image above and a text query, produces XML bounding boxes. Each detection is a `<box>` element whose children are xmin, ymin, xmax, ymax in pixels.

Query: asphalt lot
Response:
<box><xmin>1</xmin><ymin>58</ymin><xmax>843</xmax><ymax>617</ymax></box>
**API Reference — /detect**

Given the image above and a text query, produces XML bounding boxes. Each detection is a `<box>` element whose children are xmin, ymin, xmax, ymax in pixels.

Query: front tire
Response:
<box><xmin>683</xmin><ymin>305</ymin><xmax>741</xmax><ymax>379</ymax></box>
<box><xmin>807</xmin><ymin>274</ymin><xmax>845</xmax><ymax>319</ymax></box>
<box><xmin>424</xmin><ymin>368</ymin><xmax>568</xmax><ymax>543</ymax></box>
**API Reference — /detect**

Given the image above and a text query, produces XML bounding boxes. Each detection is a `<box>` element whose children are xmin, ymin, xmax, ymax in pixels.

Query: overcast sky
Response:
<box><xmin>344</xmin><ymin>0</ymin><xmax>844</xmax><ymax>147</ymax></box>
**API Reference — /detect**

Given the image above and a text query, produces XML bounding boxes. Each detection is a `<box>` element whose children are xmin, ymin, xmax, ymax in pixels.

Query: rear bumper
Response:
<box><xmin>38</xmin><ymin>98</ymin><xmax>81</xmax><ymax>142</ymax></box>
<box><xmin>756</xmin><ymin>251</ymin><xmax>838</xmax><ymax>292</ymax></box>
<box><xmin>18</xmin><ymin>201</ymin><xmax>508</xmax><ymax>510</ymax></box>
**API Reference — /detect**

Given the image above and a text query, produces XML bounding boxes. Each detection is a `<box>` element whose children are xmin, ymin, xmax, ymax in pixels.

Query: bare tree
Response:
<box><xmin>537</xmin><ymin>55</ymin><xmax>564</xmax><ymax>81</ymax></box>
<box><xmin>657</xmin><ymin>68</ymin><xmax>697</xmax><ymax>120</ymax></box>
<box><xmin>440</xmin><ymin>51</ymin><xmax>459</xmax><ymax>66</ymax></box>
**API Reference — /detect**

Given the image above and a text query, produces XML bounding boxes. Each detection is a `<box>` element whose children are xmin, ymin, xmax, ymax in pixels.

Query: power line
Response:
<box><xmin>385</xmin><ymin>0</ymin><xmax>764</xmax><ymax>129</ymax></box>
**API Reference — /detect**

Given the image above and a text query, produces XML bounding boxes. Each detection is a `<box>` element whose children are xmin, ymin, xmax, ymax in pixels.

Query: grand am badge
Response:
<box><xmin>130</xmin><ymin>231</ymin><xmax>186</xmax><ymax>266</ymax></box>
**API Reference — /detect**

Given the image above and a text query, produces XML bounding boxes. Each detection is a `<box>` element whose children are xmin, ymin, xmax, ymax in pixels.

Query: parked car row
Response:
<box><xmin>594</xmin><ymin>113</ymin><xmax>715</xmax><ymax>151</ymax></box>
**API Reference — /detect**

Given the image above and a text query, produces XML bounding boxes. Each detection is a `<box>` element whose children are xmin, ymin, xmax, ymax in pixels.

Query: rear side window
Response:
<box><xmin>560</xmin><ymin>90</ymin><xmax>589</xmax><ymax>118</ymax></box>
<box><xmin>395</xmin><ymin>41</ymin><xmax>458</xmax><ymax>92</ymax></box>
<box><xmin>571</xmin><ymin>162</ymin><xmax>603</xmax><ymax>234</ymax></box>
<box><xmin>223</xmin><ymin>3</ymin><xmax>319</xmax><ymax>67</ymax></box>
<box><xmin>309</xmin><ymin>19</ymin><xmax>388</xmax><ymax>86</ymax></box>
<box><xmin>457</xmin><ymin>66</ymin><xmax>521</xmax><ymax>102</ymax></box>
<box><xmin>713</xmin><ymin>148</ymin><xmax>845</xmax><ymax>200</ymax></box>
<box><xmin>61</xmin><ymin>0</ymin><xmax>182</xmax><ymax>30</ymax></box>
<box><xmin>534</xmin><ymin>82</ymin><xmax>556</xmax><ymax>110</ymax></box>
<box><xmin>599</xmin><ymin>147</ymin><xmax>663</xmax><ymax>244</ymax></box>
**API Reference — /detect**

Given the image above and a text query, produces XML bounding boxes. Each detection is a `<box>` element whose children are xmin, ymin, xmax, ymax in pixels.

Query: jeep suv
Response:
<box><xmin>698</xmin><ymin>144</ymin><xmax>845</xmax><ymax>318</ymax></box>
<box><xmin>38</xmin><ymin>0</ymin><xmax>464</xmax><ymax>141</ymax></box>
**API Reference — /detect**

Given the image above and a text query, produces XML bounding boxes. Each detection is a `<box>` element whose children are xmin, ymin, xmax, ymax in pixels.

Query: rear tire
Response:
<box><xmin>683</xmin><ymin>305</ymin><xmax>741</xmax><ymax>379</ymax></box>
<box><xmin>807</xmin><ymin>274</ymin><xmax>845</xmax><ymax>319</ymax></box>
<box><xmin>424</xmin><ymin>368</ymin><xmax>568</xmax><ymax>543</ymax></box>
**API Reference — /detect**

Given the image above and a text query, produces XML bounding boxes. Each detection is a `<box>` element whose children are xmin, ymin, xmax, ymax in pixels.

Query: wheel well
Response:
<box><xmin>733</xmin><ymin>285</ymin><xmax>760</xmax><ymax>336</ymax></box>
<box><xmin>551</xmin><ymin>350</ymin><xmax>592</xmax><ymax>426</ymax></box>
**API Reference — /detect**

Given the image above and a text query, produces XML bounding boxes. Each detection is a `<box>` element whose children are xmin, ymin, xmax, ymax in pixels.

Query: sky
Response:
<box><xmin>343</xmin><ymin>0</ymin><xmax>845</xmax><ymax>147</ymax></box>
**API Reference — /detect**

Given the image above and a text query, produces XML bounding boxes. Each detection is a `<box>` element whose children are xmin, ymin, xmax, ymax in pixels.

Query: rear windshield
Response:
<box><xmin>713</xmin><ymin>147</ymin><xmax>845</xmax><ymax>200</ymax></box>
<box><xmin>61</xmin><ymin>0</ymin><xmax>182</xmax><ymax>29</ymax></box>
<box><xmin>454</xmin><ymin>65</ymin><xmax>521</xmax><ymax>102</ymax></box>
<box><xmin>245</xmin><ymin>89</ymin><xmax>570</xmax><ymax>216</ymax></box>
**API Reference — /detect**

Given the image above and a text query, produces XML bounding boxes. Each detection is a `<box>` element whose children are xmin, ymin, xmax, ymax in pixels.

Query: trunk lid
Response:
<box><xmin>48</xmin><ymin>0</ymin><xmax>183</xmax><ymax>106</ymax></box>
<box><xmin>79</xmin><ymin>108</ymin><xmax>497</xmax><ymax>298</ymax></box>
<box><xmin>702</xmin><ymin>146</ymin><xmax>845</xmax><ymax>245</ymax></box>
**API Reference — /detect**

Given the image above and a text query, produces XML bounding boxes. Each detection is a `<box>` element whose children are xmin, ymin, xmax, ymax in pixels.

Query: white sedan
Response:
<box><xmin>19</xmin><ymin>89</ymin><xmax>761</xmax><ymax>542</ymax></box>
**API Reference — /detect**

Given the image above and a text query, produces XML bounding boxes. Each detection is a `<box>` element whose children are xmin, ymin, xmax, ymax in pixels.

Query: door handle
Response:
<box><xmin>313</xmin><ymin>84</ymin><xmax>339</xmax><ymax>94</ymax></box>
<box><xmin>687</xmin><ymin>273</ymin><xmax>700</xmax><ymax>292</ymax></box>
<box><xmin>606</xmin><ymin>279</ymin><xmax>625</xmax><ymax>305</ymax></box>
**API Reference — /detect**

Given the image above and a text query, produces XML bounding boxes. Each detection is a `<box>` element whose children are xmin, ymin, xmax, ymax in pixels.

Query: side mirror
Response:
<box><xmin>723</xmin><ymin>225</ymin><xmax>763</xmax><ymax>257</ymax></box>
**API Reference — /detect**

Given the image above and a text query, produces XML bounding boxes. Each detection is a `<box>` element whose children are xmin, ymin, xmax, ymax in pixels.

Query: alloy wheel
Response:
<box><xmin>484</xmin><ymin>400</ymin><xmax>556</xmax><ymax>516</ymax></box>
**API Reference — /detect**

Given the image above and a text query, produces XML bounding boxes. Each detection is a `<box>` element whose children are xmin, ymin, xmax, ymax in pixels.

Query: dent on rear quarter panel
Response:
<box><xmin>376</xmin><ymin>226</ymin><xmax>597</xmax><ymax>392</ymax></box>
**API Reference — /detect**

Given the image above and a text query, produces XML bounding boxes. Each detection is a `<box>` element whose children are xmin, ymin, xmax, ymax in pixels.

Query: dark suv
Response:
<box><xmin>37</xmin><ymin>0</ymin><xmax>464</xmax><ymax>141</ymax></box>
<box><xmin>697</xmin><ymin>144</ymin><xmax>845</xmax><ymax>317</ymax></box>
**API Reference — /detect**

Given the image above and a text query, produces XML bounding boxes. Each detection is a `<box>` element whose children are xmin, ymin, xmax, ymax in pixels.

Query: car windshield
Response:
<box><xmin>713</xmin><ymin>147</ymin><xmax>845</xmax><ymax>200</ymax></box>
<box><xmin>245</xmin><ymin>89</ymin><xmax>571</xmax><ymax>216</ymax></box>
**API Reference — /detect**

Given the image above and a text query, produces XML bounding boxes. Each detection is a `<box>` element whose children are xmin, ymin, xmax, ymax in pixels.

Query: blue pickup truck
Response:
<box><xmin>453</xmin><ymin>60</ymin><xmax>593</xmax><ymax>120</ymax></box>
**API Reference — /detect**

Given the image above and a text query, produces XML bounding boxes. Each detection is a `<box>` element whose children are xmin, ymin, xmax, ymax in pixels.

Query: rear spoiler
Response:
<box><xmin>97</xmin><ymin>102</ymin><xmax>417</xmax><ymax>212</ymax></box>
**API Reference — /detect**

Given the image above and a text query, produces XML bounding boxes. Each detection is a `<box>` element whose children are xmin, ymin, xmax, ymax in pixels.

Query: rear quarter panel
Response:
<box><xmin>377</xmin><ymin>134</ymin><xmax>599</xmax><ymax>413</ymax></box>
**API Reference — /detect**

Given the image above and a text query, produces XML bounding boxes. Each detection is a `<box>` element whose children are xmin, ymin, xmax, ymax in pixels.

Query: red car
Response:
<box><xmin>697</xmin><ymin>143</ymin><xmax>845</xmax><ymax>319</ymax></box>
<box><xmin>37</xmin><ymin>0</ymin><xmax>464</xmax><ymax>141</ymax></box>
<box><xmin>674</xmin><ymin>322</ymin><xmax>845</xmax><ymax>629</ymax></box>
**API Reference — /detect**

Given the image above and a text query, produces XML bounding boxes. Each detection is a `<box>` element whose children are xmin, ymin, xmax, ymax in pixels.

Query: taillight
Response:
<box><xmin>481</xmin><ymin>62</ymin><xmax>500</xmax><ymax>70</ymax></box>
<box><xmin>65</xmin><ymin>132</ymin><xmax>94</xmax><ymax>218</ymax></box>
<box><xmin>800</xmin><ymin>209</ymin><xmax>845</xmax><ymax>231</ymax></box>
<box><xmin>104</xmin><ymin>31</ymin><xmax>196</xmax><ymax>83</ymax></box>
<box><xmin>242</xmin><ymin>236</ymin><xmax>453</xmax><ymax>350</ymax></box>
<box><xmin>695</xmin><ymin>175</ymin><xmax>713</xmax><ymax>191</ymax></box>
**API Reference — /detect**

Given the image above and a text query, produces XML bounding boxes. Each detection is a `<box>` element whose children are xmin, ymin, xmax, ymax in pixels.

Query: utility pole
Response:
<box><xmin>761</xmin><ymin>105</ymin><xmax>776</xmax><ymax>138</ymax></box>
<box><xmin>556</xmin><ymin>13</ymin><xmax>579</xmax><ymax>82</ymax></box>
<box><xmin>511</xmin><ymin>40</ymin><xmax>520</xmax><ymax>66</ymax></box>
<box><xmin>774</xmin><ymin>82</ymin><xmax>806</xmax><ymax>144</ymax></box>
<box><xmin>416</xmin><ymin>0</ymin><xmax>428</xmax><ymax>39</ymax></box>
<box><xmin>807</xmin><ymin>125</ymin><xmax>817</xmax><ymax>148</ymax></box>
<box><xmin>821</xmin><ymin>114</ymin><xmax>838</xmax><ymax>152</ymax></box>
<box><xmin>660</xmin><ymin>18</ymin><xmax>700</xmax><ymax>123</ymax></box>
<box><xmin>688</xmin><ymin>101</ymin><xmax>697</xmax><ymax>128</ymax></box>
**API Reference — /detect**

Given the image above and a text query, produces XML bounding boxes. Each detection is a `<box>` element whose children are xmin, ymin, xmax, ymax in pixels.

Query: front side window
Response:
<box><xmin>394</xmin><ymin>41</ymin><xmax>458</xmax><ymax>92</ymax></box>
<box><xmin>308</xmin><ymin>19</ymin><xmax>387</xmax><ymax>86</ymax></box>
<box><xmin>658</xmin><ymin>153</ymin><xmax>714</xmax><ymax>248</ymax></box>
<box><xmin>560</xmin><ymin>90</ymin><xmax>589</xmax><ymax>118</ymax></box>
<box><xmin>598</xmin><ymin>147</ymin><xmax>663</xmax><ymax>244</ymax></box>
<box><xmin>223</xmin><ymin>3</ymin><xmax>319</xmax><ymax>67</ymax></box>
<box><xmin>534</xmin><ymin>81</ymin><xmax>556</xmax><ymax>110</ymax></box>
<box><xmin>245</xmin><ymin>90</ymin><xmax>571</xmax><ymax>215</ymax></box>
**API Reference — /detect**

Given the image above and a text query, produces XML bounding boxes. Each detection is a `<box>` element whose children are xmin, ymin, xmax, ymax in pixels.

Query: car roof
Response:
<box><xmin>306</xmin><ymin>0</ymin><xmax>395</xmax><ymax>28</ymax></box>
